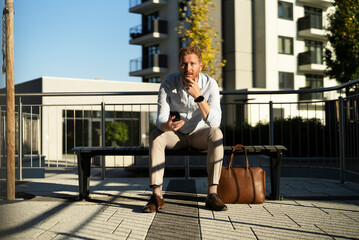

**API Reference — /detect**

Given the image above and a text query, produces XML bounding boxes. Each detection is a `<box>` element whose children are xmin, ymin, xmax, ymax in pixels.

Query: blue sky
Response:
<box><xmin>0</xmin><ymin>0</ymin><xmax>142</xmax><ymax>88</ymax></box>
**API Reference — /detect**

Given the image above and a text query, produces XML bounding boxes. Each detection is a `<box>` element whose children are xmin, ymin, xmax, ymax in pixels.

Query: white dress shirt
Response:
<box><xmin>156</xmin><ymin>72</ymin><xmax>222</xmax><ymax>134</ymax></box>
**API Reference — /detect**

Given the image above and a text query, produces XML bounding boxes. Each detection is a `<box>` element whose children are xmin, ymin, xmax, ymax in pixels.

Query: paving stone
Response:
<box><xmin>1</xmin><ymin>172</ymin><xmax>359</xmax><ymax>240</ymax></box>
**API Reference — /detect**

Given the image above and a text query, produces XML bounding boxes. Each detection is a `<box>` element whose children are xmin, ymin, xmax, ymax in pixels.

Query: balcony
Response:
<box><xmin>129</xmin><ymin>0</ymin><xmax>167</xmax><ymax>15</ymax></box>
<box><xmin>298</xmin><ymin>0</ymin><xmax>333</xmax><ymax>8</ymax></box>
<box><xmin>129</xmin><ymin>20</ymin><xmax>168</xmax><ymax>46</ymax></box>
<box><xmin>298</xmin><ymin>15</ymin><xmax>326</xmax><ymax>41</ymax></box>
<box><xmin>298</xmin><ymin>51</ymin><xmax>325</xmax><ymax>73</ymax></box>
<box><xmin>129</xmin><ymin>54</ymin><xmax>168</xmax><ymax>77</ymax></box>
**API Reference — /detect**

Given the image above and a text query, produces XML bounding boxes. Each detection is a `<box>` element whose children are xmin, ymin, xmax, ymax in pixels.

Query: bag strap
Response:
<box><xmin>228</xmin><ymin>144</ymin><xmax>249</xmax><ymax>170</ymax></box>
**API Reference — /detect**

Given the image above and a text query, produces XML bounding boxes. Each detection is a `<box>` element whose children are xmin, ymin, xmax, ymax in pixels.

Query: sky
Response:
<box><xmin>0</xmin><ymin>0</ymin><xmax>142</xmax><ymax>88</ymax></box>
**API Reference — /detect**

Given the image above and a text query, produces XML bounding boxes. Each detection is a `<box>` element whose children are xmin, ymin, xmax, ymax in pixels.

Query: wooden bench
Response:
<box><xmin>72</xmin><ymin>145</ymin><xmax>287</xmax><ymax>201</ymax></box>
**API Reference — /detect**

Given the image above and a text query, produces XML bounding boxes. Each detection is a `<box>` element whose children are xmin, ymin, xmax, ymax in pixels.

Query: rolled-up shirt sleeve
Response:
<box><xmin>204</xmin><ymin>80</ymin><xmax>221</xmax><ymax>128</ymax></box>
<box><xmin>156</xmin><ymin>82</ymin><xmax>170</xmax><ymax>130</ymax></box>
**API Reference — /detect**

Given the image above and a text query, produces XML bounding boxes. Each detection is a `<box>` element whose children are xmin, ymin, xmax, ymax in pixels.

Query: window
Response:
<box><xmin>143</xmin><ymin>45</ymin><xmax>159</xmax><ymax>68</ymax></box>
<box><xmin>273</xmin><ymin>108</ymin><xmax>285</xmax><ymax>120</ymax></box>
<box><xmin>278</xmin><ymin>36</ymin><xmax>293</xmax><ymax>55</ymax></box>
<box><xmin>179</xmin><ymin>37</ymin><xmax>190</xmax><ymax>50</ymax></box>
<box><xmin>278</xmin><ymin>1</ymin><xmax>293</xmax><ymax>20</ymax></box>
<box><xmin>62</xmin><ymin>110</ymin><xmax>140</xmax><ymax>153</ymax></box>
<box><xmin>306</xmin><ymin>74</ymin><xmax>323</xmax><ymax>88</ymax></box>
<box><xmin>143</xmin><ymin>12</ymin><xmax>159</xmax><ymax>34</ymax></box>
<box><xmin>304</xmin><ymin>6</ymin><xmax>323</xmax><ymax>29</ymax></box>
<box><xmin>305</xmin><ymin>74</ymin><xmax>324</xmax><ymax>99</ymax></box>
<box><xmin>144</xmin><ymin>77</ymin><xmax>161</xmax><ymax>83</ymax></box>
<box><xmin>279</xmin><ymin>72</ymin><xmax>294</xmax><ymax>89</ymax></box>
<box><xmin>179</xmin><ymin>0</ymin><xmax>191</xmax><ymax>21</ymax></box>
<box><xmin>305</xmin><ymin>40</ymin><xmax>323</xmax><ymax>64</ymax></box>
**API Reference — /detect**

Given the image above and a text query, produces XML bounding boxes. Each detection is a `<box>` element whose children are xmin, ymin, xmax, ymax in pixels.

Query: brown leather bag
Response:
<box><xmin>218</xmin><ymin>144</ymin><xmax>266</xmax><ymax>204</ymax></box>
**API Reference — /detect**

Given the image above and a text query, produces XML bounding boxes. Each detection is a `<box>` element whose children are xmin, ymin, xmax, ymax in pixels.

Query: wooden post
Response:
<box><xmin>4</xmin><ymin>0</ymin><xmax>15</xmax><ymax>201</ymax></box>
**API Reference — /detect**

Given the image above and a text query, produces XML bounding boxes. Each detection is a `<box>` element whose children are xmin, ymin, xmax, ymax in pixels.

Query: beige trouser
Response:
<box><xmin>149</xmin><ymin>126</ymin><xmax>224</xmax><ymax>187</ymax></box>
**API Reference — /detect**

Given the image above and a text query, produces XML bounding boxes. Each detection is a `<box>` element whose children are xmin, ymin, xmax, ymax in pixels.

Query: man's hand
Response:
<box><xmin>183</xmin><ymin>77</ymin><xmax>210</xmax><ymax>120</ymax></box>
<box><xmin>183</xmin><ymin>77</ymin><xmax>201</xmax><ymax>99</ymax></box>
<box><xmin>161</xmin><ymin>115</ymin><xmax>185</xmax><ymax>132</ymax></box>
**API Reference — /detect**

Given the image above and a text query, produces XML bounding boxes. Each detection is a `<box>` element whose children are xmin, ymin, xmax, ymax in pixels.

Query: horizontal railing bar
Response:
<box><xmin>1</xmin><ymin>78</ymin><xmax>358</xmax><ymax>98</ymax></box>
<box><xmin>12</xmin><ymin>99</ymin><xmax>333</xmax><ymax>107</ymax></box>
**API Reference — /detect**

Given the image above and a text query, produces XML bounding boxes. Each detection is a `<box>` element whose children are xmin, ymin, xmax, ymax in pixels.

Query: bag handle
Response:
<box><xmin>228</xmin><ymin>144</ymin><xmax>249</xmax><ymax>170</ymax></box>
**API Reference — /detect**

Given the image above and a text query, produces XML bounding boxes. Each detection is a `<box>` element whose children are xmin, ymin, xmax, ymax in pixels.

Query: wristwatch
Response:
<box><xmin>194</xmin><ymin>95</ymin><xmax>205</xmax><ymax>102</ymax></box>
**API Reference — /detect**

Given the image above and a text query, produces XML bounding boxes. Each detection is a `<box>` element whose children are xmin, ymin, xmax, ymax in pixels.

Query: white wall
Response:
<box><xmin>39</xmin><ymin>77</ymin><xmax>160</xmax><ymax>166</ymax></box>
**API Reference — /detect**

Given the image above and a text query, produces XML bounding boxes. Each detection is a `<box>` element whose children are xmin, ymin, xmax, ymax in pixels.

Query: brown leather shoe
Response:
<box><xmin>205</xmin><ymin>193</ymin><xmax>228</xmax><ymax>211</ymax></box>
<box><xmin>142</xmin><ymin>195</ymin><xmax>165</xmax><ymax>213</ymax></box>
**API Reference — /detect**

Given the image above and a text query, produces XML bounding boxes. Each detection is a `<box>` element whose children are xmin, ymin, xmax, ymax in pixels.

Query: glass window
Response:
<box><xmin>278</xmin><ymin>36</ymin><xmax>293</xmax><ymax>55</ymax></box>
<box><xmin>179</xmin><ymin>0</ymin><xmax>191</xmax><ymax>21</ymax></box>
<box><xmin>305</xmin><ymin>74</ymin><xmax>324</xmax><ymax>99</ymax></box>
<box><xmin>143</xmin><ymin>45</ymin><xmax>160</xmax><ymax>68</ymax></box>
<box><xmin>62</xmin><ymin>110</ymin><xmax>141</xmax><ymax>153</ymax></box>
<box><xmin>143</xmin><ymin>12</ymin><xmax>159</xmax><ymax>34</ymax></box>
<box><xmin>279</xmin><ymin>72</ymin><xmax>294</xmax><ymax>89</ymax></box>
<box><xmin>304</xmin><ymin>6</ymin><xmax>322</xmax><ymax>29</ymax></box>
<box><xmin>305</xmin><ymin>40</ymin><xmax>323</xmax><ymax>64</ymax></box>
<box><xmin>179</xmin><ymin>37</ymin><xmax>190</xmax><ymax>50</ymax></box>
<box><xmin>305</xmin><ymin>74</ymin><xmax>323</xmax><ymax>88</ymax></box>
<box><xmin>144</xmin><ymin>77</ymin><xmax>161</xmax><ymax>83</ymax></box>
<box><xmin>278</xmin><ymin>1</ymin><xmax>293</xmax><ymax>20</ymax></box>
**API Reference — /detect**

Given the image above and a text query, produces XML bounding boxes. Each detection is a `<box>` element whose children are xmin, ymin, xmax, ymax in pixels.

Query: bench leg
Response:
<box><xmin>77</xmin><ymin>153</ymin><xmax>91</xmax><ymax>200</ymax></box>
<box><xmin>270</xmin><ymin>152</ymin><xmax>282</xmax><ymax>200</ymax></box>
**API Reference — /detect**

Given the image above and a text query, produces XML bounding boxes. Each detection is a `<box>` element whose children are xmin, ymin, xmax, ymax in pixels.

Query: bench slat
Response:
<box><xmin>73</xmin><ymin>145</ymin><xmax>287</xmax><ymax>156</ymax></box>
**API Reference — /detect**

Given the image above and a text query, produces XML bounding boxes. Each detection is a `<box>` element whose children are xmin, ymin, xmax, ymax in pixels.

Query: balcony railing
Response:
<box><xmin>129</xmin><ymin>54</ymin><xmax>168</xmax><ymax>77</ymax></box>
<box><xmin>298</xmin><ymin>15</ymin><xmax>326</xmax><ymax>41</ymax></box>
<box><xmin>1</xmin><ymin>79</ymin><xmax>358</xmax><ymax>182</ymax></box>
<box><xmin>298</xmin><ymin>15</ymin><xmax>322</xmax><ymax>31</ymax></box>
<box><xmin>298</xmin><ymin>51</ymin><xmax>323</xmax><ymax>65</ymax></box>
<box><xmin>298</xmin><ymin>51</ymin><xmax>325</xmax><ymax>73</ymax></box>
<box><xmin>129</xmin><ymin>20</ymin><xmax>168</xmax><ymax>45</ymax></box>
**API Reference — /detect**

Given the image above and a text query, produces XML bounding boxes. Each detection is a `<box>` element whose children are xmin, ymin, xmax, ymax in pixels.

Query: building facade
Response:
<box><xmin>128</xmin><ymin>0</ymin><xmax>222</xmax><ymax>83</ymax></box>
<box><xmin>128</xmin><ymin>0</ymin><xmax>336</xmax><ymax>124</ymax></box>
<box><xmin>129</xmin><ymin>0</ymin><xmax>335</xmax><ymax>93</ymax></box>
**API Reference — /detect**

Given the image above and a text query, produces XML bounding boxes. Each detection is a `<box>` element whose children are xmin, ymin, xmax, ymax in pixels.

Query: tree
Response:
<box><xmin>325</xmin><ymin>0</ymin><xmax>359</xmax><ymax>86</ymax></box>
<box><xmin>177</xmin><ymin>0</ymin><xmax>225</xmax><ymax>83</ymax></box>
<box><xmin>105</xmin><ymin>121</ymin><xmax>129</xmax><ymax>147</ymax></box>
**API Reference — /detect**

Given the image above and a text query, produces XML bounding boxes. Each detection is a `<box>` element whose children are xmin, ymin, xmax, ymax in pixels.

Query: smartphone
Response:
<box><xmin>170</xmin><ymin>111</ymin><xmax>181</xmax><ymax>122</ymax></box>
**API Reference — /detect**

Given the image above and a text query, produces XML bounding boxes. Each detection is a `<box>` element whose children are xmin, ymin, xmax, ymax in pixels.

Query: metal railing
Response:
<box><xmin>129</xmin><ymin>20</ymin><xmax>168</xmax><ymax>40</ymax></box>
<box><xmin>129</xmin><ymin>54</ymin><xmax>168</xmax><ymax>72</ymax></box>
<box><xmin>1</xmin><ymin>79</ymin><xmax>358</xmax><ymax>182</ymax></box>
<box><xmin>298</xmin><ymin>14</ymin><xmax>323</xmax><ymax>31</ymax></box>
<box><xmin>129</xmin><ymin>0</ymin><xmax>149</xmax><ymax>9</ymax></box>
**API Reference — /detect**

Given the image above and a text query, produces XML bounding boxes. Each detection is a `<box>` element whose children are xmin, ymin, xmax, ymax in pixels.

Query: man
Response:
<box><xmin>142</xmin><ymin>46</ymin><xmax>227</xmax><ymax>213</ymax></box>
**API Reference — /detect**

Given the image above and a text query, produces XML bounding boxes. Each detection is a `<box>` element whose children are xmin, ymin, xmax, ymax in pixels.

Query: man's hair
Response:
<box><xmin>179</xmin><ymin>46</ymin><xmax>202</xmax><ymax>63</ymax></box>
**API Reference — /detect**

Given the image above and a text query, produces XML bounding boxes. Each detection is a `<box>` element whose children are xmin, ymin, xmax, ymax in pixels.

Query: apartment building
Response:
<box><xmin>128</xmin><ymin>0</ymin><xmax>222</xmax><ymax>83</ymax></box>
<box><xmin>129</xmin><ymin>0</ymin><xmax>334</xmax><ymax>91</ymax></box>
<box><xmin>128</xmin><ymin>0</ymin><xmax>336</xmax><ymax>123</ymax></box>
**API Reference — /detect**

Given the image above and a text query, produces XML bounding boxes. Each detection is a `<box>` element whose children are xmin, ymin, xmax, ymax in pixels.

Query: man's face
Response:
<box><xmin>179</xmin><ymin>53</ymin><xmax>203</xmax><ymax>82</ymax></box>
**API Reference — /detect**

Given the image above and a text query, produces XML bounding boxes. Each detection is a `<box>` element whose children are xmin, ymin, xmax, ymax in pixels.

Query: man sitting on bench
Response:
<box><xmin>142</xmin><ymin>46</ymin><xmax>228</xmax><ymax>213</ymax></box>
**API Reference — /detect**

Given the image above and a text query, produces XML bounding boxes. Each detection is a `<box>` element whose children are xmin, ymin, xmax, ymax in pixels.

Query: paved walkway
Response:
<box><xmin>0</xmin><ymin>169</ymin><xmax>359</xmax><ymax>240</ymax></box>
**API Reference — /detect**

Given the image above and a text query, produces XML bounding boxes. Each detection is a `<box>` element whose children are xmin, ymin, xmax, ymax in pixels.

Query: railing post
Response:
<box><xmin>269</xmin><ymin>101</ymin><xmax>274</xmax><ymax>145</ymax></box>
<box><xmin>18</xmin><ymin>97</ymin><xmax>23</xmax><ymax>180</ymax></box>
<box><xmin>101</xmin><ymin>102</ymin><xmax>106</xmax><ymax>180</ymax></box>
<box><xmin>338</xmin><ymin>96</ymin><xmax>345</xmax><ymax>184</ymax></box>
<box><xmin>185</xmin><ymin>155</ymin><xmax>189</xmax><ymax>179</ymax></box>
<box><xmin>1</xmin><ymin>113</ymin><xmax>5</xmax><ymax>168</ymax></box>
